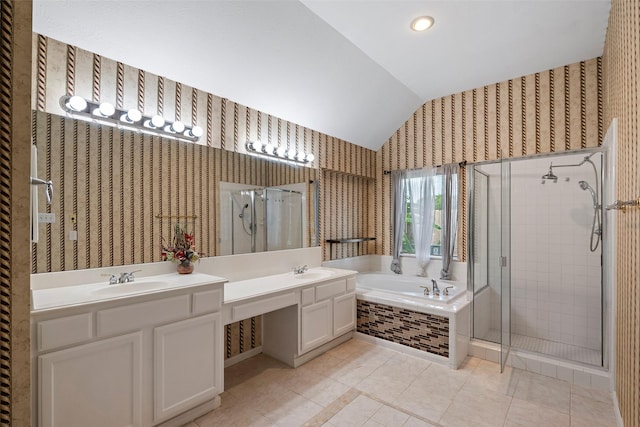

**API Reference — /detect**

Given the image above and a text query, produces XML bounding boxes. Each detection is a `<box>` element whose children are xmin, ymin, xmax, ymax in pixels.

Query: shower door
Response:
<box><xmin>500</xmin><ymin>157</ymin><xmax>511</xmax><ymax>372</ymax></box>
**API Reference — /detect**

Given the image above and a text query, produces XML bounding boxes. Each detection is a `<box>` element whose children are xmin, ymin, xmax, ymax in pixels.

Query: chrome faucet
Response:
<box><xmin>293</xmin><ymin>265</ymin><xmax>308</xmax><ymax>275</ymax></box>
<box><xmin>102</xmin><ymin>270</ymin><xmax>141</xmax><ymax>285</ymax></box>
<box><xmin>105</xmin><ymin>274</ymin><xmax>119</xmax><ymax>285</ymax></box>
<box><xmin>443</xmin><ymin>286</ymin><xmax>454</xmax><ymax>296</ymax></box>
<box><xmin>431</xmin><ymin>279</ymin><xmax>440</xmax><ymax>296</ymax></box>
<box><xmin>119</xmin><ymin>271</ymin><xmax>138</xmax><ymax>283</ymax></box>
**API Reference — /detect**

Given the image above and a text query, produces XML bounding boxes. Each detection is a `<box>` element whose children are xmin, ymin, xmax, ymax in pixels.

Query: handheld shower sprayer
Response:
<box><xmin>579</xmin><ymin>181</ymin><xmax>598</xmax><ymax>208</ymax></box>
<box><xmin>579</xmin><ymin>180</ymin><xmax>601</xmax><ymax>252</ymax></box>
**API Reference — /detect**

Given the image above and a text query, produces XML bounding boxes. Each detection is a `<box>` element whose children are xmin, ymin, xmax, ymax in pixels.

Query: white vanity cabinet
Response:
<box><xmin>300</xmin><ymin>299</ymin><xmax>332</xmax><ymax>353</ymax></box>
<box><xmin>154</xmin><ymin>312</ymin><xmax>223</xmax><ymax>423</ymax></box>
<box><xmin>299</xmin><ymin>276</ymin><xmax>356</xmax><ymax>354</ymax></box>
<box><xmin>39</xmin><ymin>332</ymin><xmax>143</xmax><ymax>427</ymax></box>
<box><xmin>32</xmin><ymin>280</ymin><xmax>226</xmax><ymax>427</ymax></box>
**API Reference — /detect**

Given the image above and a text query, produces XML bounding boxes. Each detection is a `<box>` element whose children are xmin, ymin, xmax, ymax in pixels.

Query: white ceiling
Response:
<box><xmin>33</xmin><ymin>1</ymin><xmax>610</xmax><ymax>151</ymax></box>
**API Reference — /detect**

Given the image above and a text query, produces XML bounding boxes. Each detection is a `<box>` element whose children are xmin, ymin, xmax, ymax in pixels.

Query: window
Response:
<box><xmin>401</xmin><ymin>173</ymin><xmax>457</xmax><ymax>257</ymax></box>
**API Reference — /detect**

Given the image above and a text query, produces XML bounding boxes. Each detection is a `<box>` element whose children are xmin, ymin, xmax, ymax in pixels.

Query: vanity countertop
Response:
<box><xmin>31</xmin><ymin>272</ymin><xmax>227</xmax><ymax>313</ymax></box>
<box><xmin>224</xmin><ymin>267</ymin><xmax>357</xmax><ymax>303</ymax></box>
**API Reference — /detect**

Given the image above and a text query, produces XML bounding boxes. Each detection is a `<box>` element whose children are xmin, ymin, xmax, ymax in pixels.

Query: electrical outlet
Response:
<box><xmin>38</xmin><ymin>213</ymin><xmax>56</xmax><ymax>223</ymax></box>
<box><xmin>69</xmin><ymin>230</ymin><xmax>78</xmax><ymax>241</ymax></box>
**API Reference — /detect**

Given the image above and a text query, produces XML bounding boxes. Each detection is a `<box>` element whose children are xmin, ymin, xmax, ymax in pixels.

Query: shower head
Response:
<box><xmin>541</xmin><ymin>165</ymin><xmax>558</xmax><ymax>183</ymax></box>
<box><xmin>579</xmin><ymin>180</ymin><xmax>598</xmax><ymax>208</ymax></box>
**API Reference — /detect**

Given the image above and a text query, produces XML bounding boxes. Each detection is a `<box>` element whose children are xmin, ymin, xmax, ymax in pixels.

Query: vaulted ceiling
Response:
<box><xmin>33</xmin><ymin>0</ymin><xmax>611</xmax><ymax>150</ymax></box>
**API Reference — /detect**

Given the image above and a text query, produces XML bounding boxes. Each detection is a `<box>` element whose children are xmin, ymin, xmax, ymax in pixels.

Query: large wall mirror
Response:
<box><xmin>31</xmin><ymin>111</ymin><xmax>319</xmax><ymax>274</ymax></box>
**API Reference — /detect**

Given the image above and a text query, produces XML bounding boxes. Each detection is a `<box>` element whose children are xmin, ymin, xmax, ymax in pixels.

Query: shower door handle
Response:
<box><xmin>499</xmin><ymin>256</ymin><xmax>507</xmax><ymax>268</ymax></box>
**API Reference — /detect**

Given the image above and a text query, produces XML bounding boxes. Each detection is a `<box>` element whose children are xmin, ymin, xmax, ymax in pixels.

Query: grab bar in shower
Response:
<box><xmin>606</xmin><ymin>197</ymin><xmax>640</xmax><ymax>213</ymax></box>
<box><xmin>30</xmin><ymin>177</ymin><xmax>53</xmax><ymax>204</ymax></box>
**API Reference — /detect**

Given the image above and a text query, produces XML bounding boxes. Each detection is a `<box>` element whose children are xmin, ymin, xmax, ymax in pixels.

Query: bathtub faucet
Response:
<box><xmin>431</xmin><ymin>279</ymin><xmax>440</xmax><ymax>296</ymax></box>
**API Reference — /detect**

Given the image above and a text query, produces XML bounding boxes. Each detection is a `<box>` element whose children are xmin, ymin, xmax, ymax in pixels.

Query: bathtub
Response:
<box><xmin>355</xmin><ymin>272</ymin><xmax>470</xmax><ymax>369</ymax></box>
<box><xmin>356</xmin><ymin>273</ymin><xmax>466</xmax><ymax>303</ymax></box>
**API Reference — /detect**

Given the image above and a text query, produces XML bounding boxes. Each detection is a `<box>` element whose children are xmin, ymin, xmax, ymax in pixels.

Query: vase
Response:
<box><xmin>177</xmin><ymin>262</ymin><xmax>194</xmax><ymax>274</ymax></box>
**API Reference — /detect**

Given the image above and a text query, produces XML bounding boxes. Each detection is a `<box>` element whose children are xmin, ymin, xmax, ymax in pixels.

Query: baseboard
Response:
<box><xmin>613</xmin><ymin>391</ymin><xmax>624</xmax><ymax>427</ymax></box>
<box><xmin>224</xmin><ymin>346</ymin><xmax>263</xmax><ymax>368</ymax></box>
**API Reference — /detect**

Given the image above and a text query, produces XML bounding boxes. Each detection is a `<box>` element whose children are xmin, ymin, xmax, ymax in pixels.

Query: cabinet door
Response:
<box><xmin>39</xmin><ymin>332</ymin><xmax>142</xmax><ymax>427</ymax></box>
<box><xmin>154</xmin><ymin>312</ymin><xmax>223</xmax><ymax>423</ymax></box>
<box><xmin>333</xmin><ymin>292</ymin><xmax>356</xmax><ymax>337</ymax></box>
<box><xmin>300</xmin><ymin>299</ymin><xmax>332</xmax><ymax>354</ymax></box>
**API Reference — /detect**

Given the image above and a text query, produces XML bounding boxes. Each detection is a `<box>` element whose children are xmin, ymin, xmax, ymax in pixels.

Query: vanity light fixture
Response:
<box><xmin>411</xmin><ymin>16</ymin><xmax>434</xmax><ymax>32</ymax></box>
<box><xmin>59</xmin><ymin>95</ymin><xmax>202</xmax><ymax>142</ymax></box>
<box><xmin>245</xmin><ymin>140</ymin><xmax>312</xmax><ymax>165</ymax></box>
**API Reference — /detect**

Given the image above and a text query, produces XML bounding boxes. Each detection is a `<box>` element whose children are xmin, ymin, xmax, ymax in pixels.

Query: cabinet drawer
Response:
<box><xmin>37</xmin><ymin>313</ymin><xmax>93</xmax><ymax>352</ymax></box>
<box><xmin>193</xmin><ymin>288</ymin><xmax>222</xmax><ymax>314</ymax></box>
<box><xmin>232</xmin><ymin>292</ymin><xmax>297</xmax><ymax>322</ymax></box>
<box><xmin>315</xmin><ymin>279</ymin><xmax>346</xmax><ymax>301</ymax></box>
<box><xmin>301</xmin><ymin>287</ymin><xmax>315</xmax><ymax>306</ymax></box>
<box><xmin>97</xmin><ymin>295</ymin><xmax>190</xmax><ymax>337</ymax></box>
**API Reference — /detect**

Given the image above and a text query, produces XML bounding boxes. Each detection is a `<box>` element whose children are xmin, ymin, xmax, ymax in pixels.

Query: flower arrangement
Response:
<box><xmin>161</xmin><ymin>223</ymin><xmax>202</xmax><ymax>267</ymax></box>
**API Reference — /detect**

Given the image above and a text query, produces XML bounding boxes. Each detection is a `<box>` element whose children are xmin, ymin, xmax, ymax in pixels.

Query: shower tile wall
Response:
<box><xmin>510</xmin><ymin>155</ymin><xmax>602</xmax><ymax>352</ymax></box>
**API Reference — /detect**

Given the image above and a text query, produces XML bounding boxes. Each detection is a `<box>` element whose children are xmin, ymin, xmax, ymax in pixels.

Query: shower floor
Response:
<box><xmin>479</xmin><ymin>329</ymin><xmax>601</xmax><ymax>366</ymax></box>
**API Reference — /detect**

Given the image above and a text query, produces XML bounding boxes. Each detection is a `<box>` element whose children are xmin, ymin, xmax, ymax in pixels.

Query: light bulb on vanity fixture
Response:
<box><xmin>276</xmin><ymin>145</ymin><xmax>287</xmax><ymax>157</ymax></box>
<box><xmin>145</xmin><ymin>115</ymin><xmax>165</xmax><ymax>129</ymax></box>
<box><xmin>92</xmin><ymin>102</ymin><xmax>115</xmax><ymax>118</ymax></box>
<box><xmin>66</xmin><ymin>95</ymin><xmax>88</xmax><ymax>112</ymax></box>
<box><xmin>264</xmin><ymin>143</ymin><xmax>275</xmax><ymax>155</ymax></box>
<box><xmin>120</xmin><ymin>108</ymin><xmax>142</xmax><ymax>123</ymax></box>
<box><xmin>184</xmin><ymin>126</ymin><xmax>203</xmax><ymax>138</ymax></box>
<box><xmin>165</xmin><ymin>120</ymin><xmax>185</xmax><ymax>134</ymax></box>
<box><xmin>250</xmin><ymin>140</ymin><xmax>263</xmax><ymax>152</ymax></box>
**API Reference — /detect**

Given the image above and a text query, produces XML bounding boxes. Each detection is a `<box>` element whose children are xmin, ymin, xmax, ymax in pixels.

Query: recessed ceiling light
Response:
<box><xmin>411</xmin><ymin>16</ymin><xmax>434</xmax><ymax>32</ymax></box>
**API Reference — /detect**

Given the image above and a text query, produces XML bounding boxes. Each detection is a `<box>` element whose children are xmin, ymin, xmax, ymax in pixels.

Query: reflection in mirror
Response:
<box><xmin>220</xmin><ymin>183</ymin><xmax>307</xmax><ymax>255</ymax></box>
<box><xmin>31</xmin><ymin>111</ymin><xmax>319</xmax><ymax>273</ymax></box>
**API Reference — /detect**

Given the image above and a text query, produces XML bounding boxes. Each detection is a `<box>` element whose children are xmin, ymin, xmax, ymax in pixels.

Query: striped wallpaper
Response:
<box><xmin>375</xmin><ymin>58</ymin><xmax>604</xmax><ymax>261</ymax></box>
<box><xmin>603</xmin><ymin>0</ymin><xmax>640</xmax><ymax>424</ymax></box>
<box><xmin>2</xmin><ymin>0</ymin><xmax>33</xmax><ymax>424</ymax></box>
<box><xmin>31</xmin><ymin>34</ymin><xmax>377</xmax><ymax>272</ymax></box>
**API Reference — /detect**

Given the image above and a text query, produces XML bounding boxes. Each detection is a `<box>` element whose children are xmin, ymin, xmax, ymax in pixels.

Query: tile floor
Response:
<box><xmin>187</xmin><ymin>338</ymin><xmax>618</xmax><ymax>427</ymax></box>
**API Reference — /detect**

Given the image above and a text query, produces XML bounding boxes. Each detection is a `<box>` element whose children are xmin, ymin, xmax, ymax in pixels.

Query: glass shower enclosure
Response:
<box><xmin>468</xmin><ymin>151</ymin><xmax>604</xmax><ymax>368</ymax></box>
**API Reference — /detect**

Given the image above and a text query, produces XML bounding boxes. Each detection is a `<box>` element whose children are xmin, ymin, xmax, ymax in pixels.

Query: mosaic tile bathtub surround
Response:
<box><xmin>356</xmin><ymin>300</ymin><xmax>449</xmax><ymax>357</ymax></box>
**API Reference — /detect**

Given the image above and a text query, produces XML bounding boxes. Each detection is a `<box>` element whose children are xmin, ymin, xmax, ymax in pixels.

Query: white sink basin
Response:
<box><xmin>292</xmin><ymin>270</ymin><xmax>333</xmax><ymax>280</ymax></box>
<box><xmin>91</xmin><ymin>281</ymin><xmax>170</xmax><ymax>296</ymax></box>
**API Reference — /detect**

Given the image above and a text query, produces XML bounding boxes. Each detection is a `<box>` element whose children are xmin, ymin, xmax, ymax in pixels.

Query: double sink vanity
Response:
<box><xmin>31</xmin><ymin>261</ymin><xmax>356</xmax><ymax>427</ymax></box>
